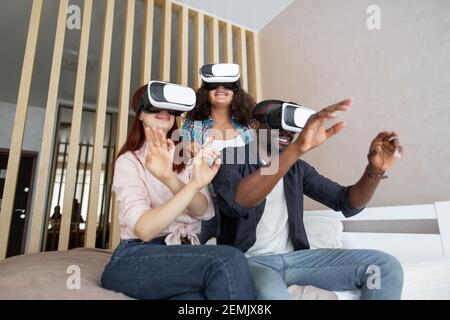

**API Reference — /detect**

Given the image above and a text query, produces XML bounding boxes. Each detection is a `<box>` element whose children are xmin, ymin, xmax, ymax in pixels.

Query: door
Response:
<box><xmin>0</xmin><ymin>150</ymin><xmax>37</xmax><ymax>257</ymax></box>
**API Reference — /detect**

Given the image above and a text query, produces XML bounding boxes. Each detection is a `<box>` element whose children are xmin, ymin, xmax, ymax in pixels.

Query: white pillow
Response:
<box><xmin>303</xmin><ymin>214</ymin><xmax>343</xmax><ymax>249</ymax></box>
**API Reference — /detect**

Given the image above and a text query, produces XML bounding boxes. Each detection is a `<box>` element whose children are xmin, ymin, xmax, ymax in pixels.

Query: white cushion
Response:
<box><xmin>303</xmin><ymin>214</ymin><xmax>343</xmax><ymax>249</ymax></box>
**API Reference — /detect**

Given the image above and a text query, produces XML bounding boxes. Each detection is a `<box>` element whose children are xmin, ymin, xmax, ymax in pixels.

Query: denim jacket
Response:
<box><xmin>181</xmin><ymin>117</ymin><xmax>254</xmax><ymax>145</ymax></box>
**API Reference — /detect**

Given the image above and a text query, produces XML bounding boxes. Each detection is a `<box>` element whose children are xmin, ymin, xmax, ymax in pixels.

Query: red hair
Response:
<box><xmin>115</xmin><ymin>84</ymin><xmax>185</xmax><ymax>173</ymax></box>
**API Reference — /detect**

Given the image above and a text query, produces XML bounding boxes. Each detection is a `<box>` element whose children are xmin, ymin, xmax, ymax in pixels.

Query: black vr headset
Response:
<box><xmin>200</xmin><ymin>63</ymin><xmax>240</xmax><ymax>91</ymax></box>
<box><xmin>137</xmin><ymin>81</ymin><xmax>196</xmax><ymax>116</ymax></box>
<box><xmin>253</xmin><ymin>100</ymin><xmax>316</xmax><ymax>133</ymax></box>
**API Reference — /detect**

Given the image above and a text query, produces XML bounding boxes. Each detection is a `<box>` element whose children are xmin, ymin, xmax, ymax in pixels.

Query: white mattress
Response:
<box><xmin>334</xmin><ymin>258</ymin><xmax>450</xmax><ymax>300</ymax></box>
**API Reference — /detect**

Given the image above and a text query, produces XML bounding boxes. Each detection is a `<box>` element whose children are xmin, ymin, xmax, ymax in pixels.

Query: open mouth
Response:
<box><xmin>276</xmin><ymin>134</ymin><xmax>293</xmax><ymax>147</ymax></box>
<box><xmin>155</xmin><ymin>111</ymin><xmax>172</xmax><ymax>121</ymax></box>
<box><xmin>215</xmin><ymin>90</ymin><xmax>228</xmax><ymax>96</ymax></box>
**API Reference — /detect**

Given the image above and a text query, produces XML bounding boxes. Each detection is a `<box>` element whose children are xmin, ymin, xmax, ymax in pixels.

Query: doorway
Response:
<box><xmin>0</xmin><ymin>150</ymin><xmax>37</xmax><ymax>257</ymax></box>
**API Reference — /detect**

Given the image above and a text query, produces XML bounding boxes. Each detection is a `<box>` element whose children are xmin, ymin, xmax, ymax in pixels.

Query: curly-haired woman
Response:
<box><xmin>182</xmin><ymin>63</ymin><xmax>255</xmax><ymax>152</ymax></box>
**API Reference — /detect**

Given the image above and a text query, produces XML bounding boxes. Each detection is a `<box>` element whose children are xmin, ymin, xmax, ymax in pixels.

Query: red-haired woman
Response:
<box><xmin>101</xmin><ymin>83</ymin><xmax>255</xmax><ymax>300</ymax></box>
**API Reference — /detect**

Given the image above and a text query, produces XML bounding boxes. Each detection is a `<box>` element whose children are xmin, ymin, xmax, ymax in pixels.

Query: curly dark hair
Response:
<box><xmin>185</xmin><ymin>82</ymin><xmax>256</xmax><ymax>124</ymax></box>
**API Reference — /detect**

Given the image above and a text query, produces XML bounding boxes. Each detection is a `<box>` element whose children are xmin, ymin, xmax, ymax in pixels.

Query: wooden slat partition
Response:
<box><xmin>58</xmin><ymin>0</ymin><xmax>93</xmax><ymax>251</ymax></box>
<box><xmin>140</xmin><ymin>0</ymin><xmax>154</xmax><ymax>85</ymax></box>
<box><xmin>158</xmin><ymin>0</ymin><xmax>172</xmax><ymax>81</ymax></box>
<box><xmin>246</xmin><ymin>31</ymin><xmax>262</xmax><ymax>101</ymax></box>
<box><xmin>174</xmin><ymin>3</ymin><xmax>188</xmax><ymax>128</ymax></box>
<box><xmin>27</xmin><ymin>0</ymin><xmax>69</xmax><ymax>254</ymax></box>
<box><xmin>2</xmin><ymin>0</ymin><xmax>262</xmax><ymax>256</ymax></box>
<box><xmin>192</xmin><ymin>10</ymin><xmax>204</xmax><ymax>89</ymax></box>
<box><xmin>84</xmin><ymin>0</ymin><xmax>115</xmax><ymax>248</ymax></box>
<box><xmin>223</xmin><ymin>22</ymin><xmax>233</xmax><ymax>63</ymax></box>
<box><xmin>235</xmin><ymin>27</ymin><xmax>248</xmax><ymax>91</ymax></box>
<box><xmin>175</xmin><ymin>4</ymin><xmax>188</xmax><ymax>86</ymax></box>
<box><xmin>0</xmin><ymin>0</ymin><xmax>43</xmax><ymax>259</ymax></box>
<box><xmin>207</xmin><ymin>17</ymin><xmax>219</xmax><ymax>63</ymax></box>
<box><xmin>109</xmin><ymin>0</ymin><xmax>136</xmax><ymax>249</ymax></box>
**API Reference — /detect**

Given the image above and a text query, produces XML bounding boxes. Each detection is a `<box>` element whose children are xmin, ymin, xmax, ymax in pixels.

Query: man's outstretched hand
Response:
<box><xmin>367</xmin><ymin>131</ymin><xmax>403</xmax><ymax>173</ymax></box>
<box><xmin>293</xmin><ymin>99</ymin><xmax>352</xmax><ymax>154</ymax></box>
<box><xmin>348</xmin><ymin>132</ymin><xmax>403</xmax><ymax>210</ymax></box>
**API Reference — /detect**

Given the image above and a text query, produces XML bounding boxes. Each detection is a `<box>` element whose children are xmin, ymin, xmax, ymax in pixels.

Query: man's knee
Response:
<box><xmin>364</xmin><ymin>250</ymin><xmax>404</xmax><ymax>284</ymax></box>
<box><xmin>380</xmin><ymin>251</ymin><xmax>403</xmax><ymax>283</ymax></box>
<box><xmin>248</xmin><ymin>262</ymin><xmax>290</xmax><ymax>300</ymax></box>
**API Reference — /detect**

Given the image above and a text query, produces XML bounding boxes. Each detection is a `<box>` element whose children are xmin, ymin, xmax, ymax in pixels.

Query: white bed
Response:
<box><xmin>334</xmin><ymin>258</ymin><xmax>450</xmax><ymax>300</ymax></box>
<box><xmin>304</xmin><ymin>201</ymin><xmax>450</xmax><ymax>300</ymax></box>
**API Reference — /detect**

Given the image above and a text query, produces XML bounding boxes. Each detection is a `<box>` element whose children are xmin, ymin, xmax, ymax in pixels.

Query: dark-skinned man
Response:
<box><xmin>212</xmin><ymin>98</ymin><xmax>404</xmax><ymax>300</ymax></box>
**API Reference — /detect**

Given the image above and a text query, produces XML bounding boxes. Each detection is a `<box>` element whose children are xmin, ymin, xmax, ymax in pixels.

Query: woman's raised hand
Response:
<box><xmin>190</xmin><ymin>138</ymin><xmax>221</xmax><ymax>190</ymax></box>
<box><xmin>144</xmin><ymin>126</ymin><xmax>176</xmax><ymax>182</ymax></box>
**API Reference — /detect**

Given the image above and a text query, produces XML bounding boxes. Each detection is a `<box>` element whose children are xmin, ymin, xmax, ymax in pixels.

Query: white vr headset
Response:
<box><xmin>200</xmin><ymin>63</ymin><xmax>240</xmax><ymax>90</ymax></box>
<box><xmin>138</xmin><ymin>81</ymin><xmax>196</xmax><ymax>115</ymax></box>
<box><xmin>253</xmin><ymin>100</ymin><xmax>316</xmax><ymax>133</ymax></box>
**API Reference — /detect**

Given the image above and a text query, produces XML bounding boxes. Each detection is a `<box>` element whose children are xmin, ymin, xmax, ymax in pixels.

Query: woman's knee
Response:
<box><xmin>213</xmin><ymin>245</ymin><xmax>249</xmax><ymax>268</ymax></box>
<box><xmin>204</xmin><ymin>245</ymin><xmax>254</xmax><ymax>299</ymax></box>
<box><xmin>100</xmin><ymin>261</ymin><xmax>118</xmax><ymax>291</ymax></box>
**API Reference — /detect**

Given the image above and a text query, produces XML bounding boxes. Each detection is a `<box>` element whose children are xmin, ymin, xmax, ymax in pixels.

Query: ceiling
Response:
<box><xmin>173</xmin><ymin>0</ymin><xmax>294</xmax><ymax>31</ymax></box>
<box><xmin>0</xmin><ymin>0</ymin><xmax>293</xmax><ymax>109</ymax></box>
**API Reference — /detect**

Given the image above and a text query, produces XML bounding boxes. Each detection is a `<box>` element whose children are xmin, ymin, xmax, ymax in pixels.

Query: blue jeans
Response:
<box><xmin>101</xmin><ymin>239</ymin><xmax>255</xmax><ymax>300</ymax></box>
<box><xmin>247</xmin><ymin>249</ymin><xmax>404</xmax><ymax>300</ymax></box>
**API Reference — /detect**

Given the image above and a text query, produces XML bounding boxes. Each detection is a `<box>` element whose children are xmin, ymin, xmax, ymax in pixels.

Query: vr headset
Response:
<box><xmin>137</xmin><ymin>81</ymin><xmax>196</xmax><ymax>116</ymax></box>
<box><xmin>253</xmin><ymin>100</ymin><xmax>316</xmax><ymax>133</ymax></box>
<box><xmin>200</xmin><ymin>63</ymin><xmax>240</xmax><ymax>91</ymax></box>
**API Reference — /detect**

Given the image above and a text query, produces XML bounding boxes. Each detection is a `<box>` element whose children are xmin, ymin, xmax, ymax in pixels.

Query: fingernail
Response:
<box><xmin>394</xmin><ymin>150</ymin><xmax>402</xmax><ymax>158</ymax></box>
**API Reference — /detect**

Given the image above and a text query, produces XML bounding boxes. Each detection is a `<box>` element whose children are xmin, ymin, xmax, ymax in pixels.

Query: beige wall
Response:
<box><xmin>259</xmin><ymin>0</ymin><xmax>450</xmax><ymax>210</ymax></box>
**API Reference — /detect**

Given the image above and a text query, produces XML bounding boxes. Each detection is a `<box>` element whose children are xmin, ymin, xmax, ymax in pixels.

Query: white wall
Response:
<box><xmin>259</xmin><ymin>0</ymin><xmax>450</xmax><ymax>209</ymax></box>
